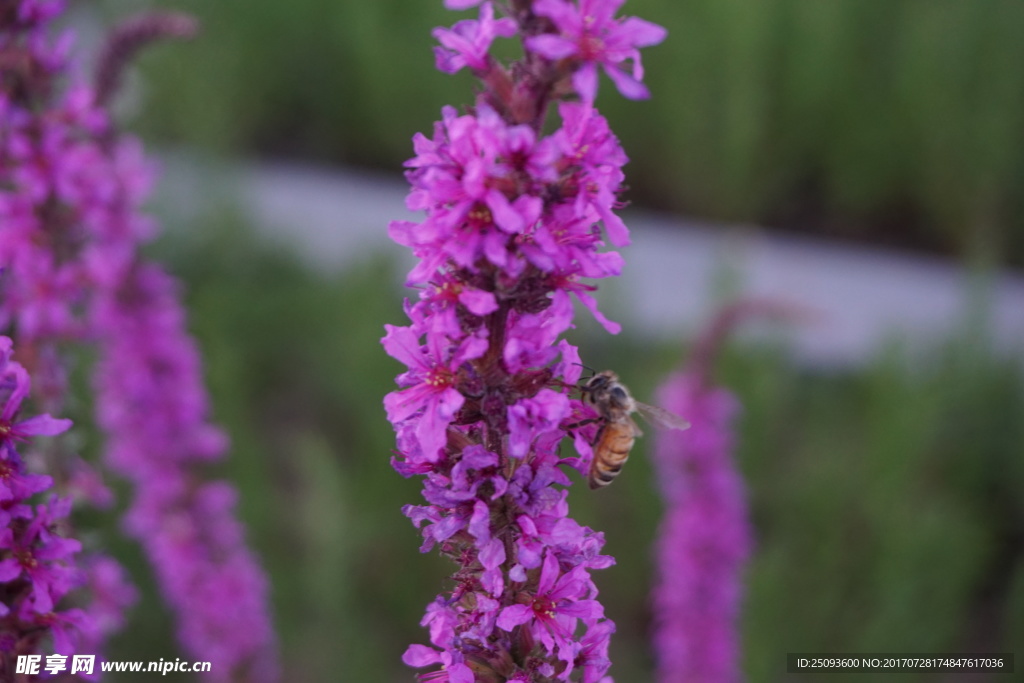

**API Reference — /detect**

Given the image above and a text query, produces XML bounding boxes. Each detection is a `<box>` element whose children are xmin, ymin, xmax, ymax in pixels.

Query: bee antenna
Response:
<box><xmin>571</xmin><ymin>362</ymin><xmax>599</xmax><ymax>392</ymax></box>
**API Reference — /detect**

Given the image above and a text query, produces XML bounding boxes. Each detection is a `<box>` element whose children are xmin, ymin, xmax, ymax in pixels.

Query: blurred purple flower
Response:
<box><xmin>651</xmin><ymin>372</ymin><xmax>751</xmax><ymax>683</ymax></box>
<box><xmin>93</xmin><ymin>264</ymin><xmax>277</xmax><ymax>681</ymax></box>
<box><xmin>0</xmin><ymin>336</ymin><xmax>91</xmax><ymax>656</ymax></box>
<box><xmin>526</xmin><ymin>0</ymin><xmax>666</xmax><ymax>102</ymax></box>
<box><xmin>434</xmin><ymin>2</ymin><xmax>516</xmax><ymax>74</ymax></box>
<box><xmin>0</xmin><ymin>2</ymin><xmax>278</xmax><ymax>677</ymax></box>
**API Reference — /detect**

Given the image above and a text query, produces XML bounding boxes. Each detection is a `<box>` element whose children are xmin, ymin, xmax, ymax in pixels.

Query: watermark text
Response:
<box><xmin>16</xmin><ymin>655</ymin><xmax>213</xmax><ymax>676</ymax></box>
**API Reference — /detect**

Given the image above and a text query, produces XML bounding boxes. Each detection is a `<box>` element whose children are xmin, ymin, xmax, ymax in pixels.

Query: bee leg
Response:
<box><xmin>562</xmin><ymin>417</ymin><xmax>599</xmax><ymax>431</ymax></box>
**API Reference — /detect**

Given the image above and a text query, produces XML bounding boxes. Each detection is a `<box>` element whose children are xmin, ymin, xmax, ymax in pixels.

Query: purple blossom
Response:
<box><xmin>0</xmin><ymin>335</ymin><xmax>90</xmax><ymax>657</ymax></box>
<box><xmin>526</xmin><ymin>0</ymin><xmax>667</xmax><ymax>102</ymax></box>
<box><xmin>651</xmin><ymin>372</ymin><xmax>751</xmax><ymax>683</ymax></box>
<box><xmin>496</xmin><ymin>552</ymin><xmax>604</xmax><ymax>660</ymax></box>
<box><xmin>434</xmin><ymin>2</ymin><xmax>517</xmax><ymax>75</ymax></box>
<box><xmin>383</xmin><ymin>321</ymin><xmax>489</xmax><ymax>460</ymax></box>
<box><xmin>387</xmin><ymin>2</ymin><xmax>665</xmax><ymax>680</ymax></box>
<box><xmin>508</xmin><ymin>389</ymin><xmax>571</xmax><ymax>458</ymax></box>
<box><xmin>575</xmin><ymin>619</ymin><xmax>615</xmax><ymax>683</ymax></box>
<box><xmin>93</xmin><ymin>264</ymin><xmax>277</xmax><ymax>681</ymax></box>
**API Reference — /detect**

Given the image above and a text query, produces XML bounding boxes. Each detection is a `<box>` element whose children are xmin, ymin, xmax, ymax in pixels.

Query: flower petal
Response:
<box><xmin>497</xmin><ymin>604</ymin><xmax>534</xmax><ymax>631</ymax></box>
<box><xmin>14</xmin><ymin>415</ymin><xmax>72</xmax><ymax>438</ymax></box>
<box><xmin>402</xmin><ymin>644</ymin><xmax>442</xmax><ymax>668</ymax></box>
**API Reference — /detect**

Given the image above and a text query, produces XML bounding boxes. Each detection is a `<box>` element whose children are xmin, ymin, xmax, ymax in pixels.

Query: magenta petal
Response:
<box><xmin>0</xmin><ymin>558</ymin><xmax>22</xmax><ymax>582</ymax></box>
<box><xmin>449</xmin><ymin>663</ymin><xmax>475</xmax><ymax>683</ymax></box>
<box><xmin>619</xmin><ymin>17</ymin><xmax>668</xmax><ymax>47</ymax></box>
<box><xmin>416</xmin><ymin>389</ymin><xmax>464</xmax><ymax>460</ymax></box>
<box><xmin>559</xmin><ymin>599</ymin><xmax>604</xmax><ymax>621</ymax></box>
<box><xmin>382</xmin><ymin>325</ymin><xmax>427</xmax><ymax>370</ymax></box>
<box><xmin>458</xmin><ymin>288</ymin><xmax>498</xmax><ymax>315</ymax></box>
<box><xmin>487</xmin><ymin>189</ymin><xmax>525</xmax><ymax>234</ymax></box>
<box><xmin>435</xmin><ymin>387</ymin><xmax>465</xmax><ymax>419</ymax></box>
<box><xmin>14</xmin><ymin>415</ymin><xmax>72</xmax><ymax>437</ymax></box>
<box><xmin>525</xmin><ymin>34</ymin><xmax>578</xmax><ymax>61</ymax></box>
<box><xmin>604</xmin><ymin>64</ymin><xmax>651</xmax><ymax>100</ymax></box>
<box><xmin>556</xmin><ymin>340</ymin><xmax>583</xmax><ymax>384</ymax></box>
<box><xmin>388</xmin><ymin>220</ymin><xmax>421</xmax><ymax>247</ymax></box>
<box><xmin>454</xmin><ymin>331</ymin><xmax>490</xmax><ymax>363</ymax></box>
<box><xmin>403</xmin><ymin>644</ymin><xmax>442</xmax><ymax>668</ymax></box>
<box><xmin>573</xmin><ymin>64</ymin><xmax>600</xmax><ymax>102</ymax></box>
<box><xmin>1</xmin><ymin>365</ymin><xmax>29</xmax><ymax>421</ymax></box>
<box><xmin>384</xmin><ymin>384</ymin><xmax>434</xmax><ymax>424</ymax></box>
<box><xmin>599</xmin><ymin>206</ymin><xmax>631</xmax><ymax>247</ymax></box>
<box><xmin>50</xmin><ymin>608</ymin><xmax>89</xmax><ymax>655</ymax></box>
<box><xmin>478</xmin><ymin>537</ymin><xmax>506</xmax><ymax>570</ymax></box>
<box><xmin>497</xmin><ymin>604</ymin><xmax>534</xmax><ymax>631</ymax></box>
<box><xmin>533</xmin><ymin>0</ymin><xmax>576</xmax><ymax>24</ymax></box>
<box><xmin>538</xmin><ymin>550</ymin><xmax>561</xmax><ymax>594</ymax></box>
<box><xmin>575</xmin><ymin>290</ymin><xmax>621</xmax><ymax>334</ymax></box>
<box><xmin>469</xmin><ymin>499</ymin><xmax>491</xmax><ymax>541</ymax></box>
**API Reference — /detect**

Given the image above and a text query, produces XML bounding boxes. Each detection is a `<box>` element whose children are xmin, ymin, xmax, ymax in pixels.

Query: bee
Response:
<box><xmin>580</xmin><ymin>370</ymin><xmax>689</xmax><ymax>489</ymax></box>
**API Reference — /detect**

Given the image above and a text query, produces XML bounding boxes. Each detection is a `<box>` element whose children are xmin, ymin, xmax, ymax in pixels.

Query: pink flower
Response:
<box><xmin>433</xmin><ymin>2</ymin><xmax>516</xmax><ymax>74</ymax></box>
<box><xmin>527</xmin><ymin>0</ymin><xmax>667</xmax><ymax>102</ymax></box>
<box><xmin>497</xmin><ymin>551</ymin><xmax>604</xmax><ymax>659</ymax></box>
<box><xmin>383</xmin><ymin>322</ymin><xmax>488</xmax><ymax>461</ymax></box>
<box><xmin>0</xmin><ymin>348</ymin><xmax>73</xmax><ymax>446</ymax></box>
<box><xmin>576</xmin><ymin>619</ymin><xmax>615</xmax><ymax>682</ymax></box>
<box><xmin>508</xmin><ymin>389</ymin><xmax>571</xmax><ymax>458</ymax></box>
<box><xmin>0</xmin><ymin>500</ymin><xmax>81</xmax><ymax>614</ymax></box>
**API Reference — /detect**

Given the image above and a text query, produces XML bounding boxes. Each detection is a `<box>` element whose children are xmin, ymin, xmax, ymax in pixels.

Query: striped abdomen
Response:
<box><xmin>588</xmin><ymin>418</ymin><xmax>639</xmax><ymax>489</ymax></box>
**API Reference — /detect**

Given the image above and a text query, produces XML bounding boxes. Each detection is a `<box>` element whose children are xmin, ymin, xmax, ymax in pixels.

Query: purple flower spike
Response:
<box><xmin>0</xmin><ymin>2</ymin><xmax>278</xmax><ymax>676</ymax></box>
<box><xmin>387</xmin><ymin>2</ymin><xmax>665</xmax><ymax>680</ymax></box>
<box><xmin>651</xmin><ymin>372</ymin><xmax>751</xmax><ymax>683</ymax></box>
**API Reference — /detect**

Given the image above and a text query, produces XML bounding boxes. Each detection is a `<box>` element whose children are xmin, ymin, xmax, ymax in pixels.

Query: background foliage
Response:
<box><xmin>99</xmin><ymin>0</ymin><xmax>1024</xmax><ymax>265</ymax></box>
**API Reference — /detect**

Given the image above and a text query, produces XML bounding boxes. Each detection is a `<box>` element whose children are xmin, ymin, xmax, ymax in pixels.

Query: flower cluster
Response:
<box><xmin>650</xmin><ymin>372</ymin><xmax>751</xmax><ymax>683</ymax></box>
<box><xmin>92</xmin><ymin>263</ymin><xmax>276</xmax><ymax>680</ymax></box>
<box><xmin>0</xmin><ymin>336</ymin><xmax>87</xmax><ymax>661</ymax></box>
<box><xmin>0</xmin><ymin>2</ymin><xmax>276</xmax><ymax>677</ymax></box>
<box><xmin>384</xmin><ymin>2</ymin><xmax>664</xmax><ymax>680</ymax></box>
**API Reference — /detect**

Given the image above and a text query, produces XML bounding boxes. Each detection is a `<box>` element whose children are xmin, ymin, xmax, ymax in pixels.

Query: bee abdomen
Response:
<box><xmin>588</xmin><ymin>424</ymin><xmax>635</xmax><ymax>489</ymax></box>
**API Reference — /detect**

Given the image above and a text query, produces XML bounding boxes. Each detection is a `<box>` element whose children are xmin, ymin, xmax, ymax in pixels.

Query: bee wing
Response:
<box><xmin>634</xmin><ymin>401</ymin><xmax>690</xmax><ymax>431</ymax></box>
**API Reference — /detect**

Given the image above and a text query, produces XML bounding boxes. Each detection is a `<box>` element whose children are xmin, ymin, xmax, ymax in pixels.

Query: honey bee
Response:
<box><xmin>580</xmin><ymin>370</ymin><xmax>689</xmax><ymax>489</ymax></box>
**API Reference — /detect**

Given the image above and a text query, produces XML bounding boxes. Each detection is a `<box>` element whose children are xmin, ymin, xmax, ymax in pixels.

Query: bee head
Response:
<box><xmin>582</xmin><ymin>370</ymin><xmax>616</xmax><ymax>392</ymax></box>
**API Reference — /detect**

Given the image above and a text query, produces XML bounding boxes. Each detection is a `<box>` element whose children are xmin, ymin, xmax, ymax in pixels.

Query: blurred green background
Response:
<box><xmin>73</xmin><ymin>0</ymin><xmax>1024</xmax><ymax>681</ymax></box>
<box><xmin>99</xmin><ymin>0</ymin><xmax>1024</xmax><ymax>266</ymax></box>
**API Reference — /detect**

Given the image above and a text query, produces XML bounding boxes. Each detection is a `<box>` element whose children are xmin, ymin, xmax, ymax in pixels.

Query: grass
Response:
<box><xmin>81</xmin><ymin>212</ymin><xmax>1024</xmax><ymax>681</ymax></box>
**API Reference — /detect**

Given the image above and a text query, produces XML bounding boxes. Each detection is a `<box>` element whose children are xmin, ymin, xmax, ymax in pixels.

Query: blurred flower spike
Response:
<box><xmin>651</xmin><ymin>372</ymin><xmax>749</xmax><ymax>683</ymax></box>
<box><xmin>651</xmin><ymin>300</ymin><xmax>808</xmax><ymax>682</ymax></box>
<box><xmin>0</xmin><ymin>1</ymin><xmax>277</xmax><ymax>678</ymax></box>
<box><xmin>383</xmin><ymin>1</ymin><xmax>664</xmax><ymax>680</ymax></box>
